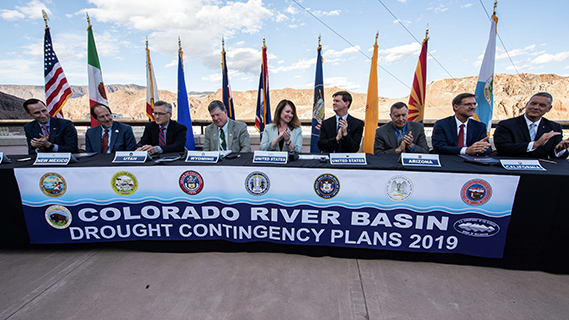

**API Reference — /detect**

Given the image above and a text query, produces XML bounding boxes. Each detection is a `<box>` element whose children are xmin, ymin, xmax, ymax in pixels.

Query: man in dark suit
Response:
<box><xmin>431</xmin><ymin>93</ymin><xmax>491</xmax><ymax>155</ymax></box>
<box><xmin>136</xmin><ymin>100</ymin><xmax>187</xmax><ymax>155</ymax></box>
<box><xmin>85</xmin><ymin>104</ymin><xmax>136</xmax><ymax>153</ymax></box>
<box><xmin>23</xmin><ymin>98</ymin><xmax>78</xmax><ymax>155</ymax></box>
<box><xmin>317</xmin><ymin>91</ymin><xmax>364</xmax><ymax>153</ymax></box>
<box><xmin>494</xmin><ymin>92</ymin><xmax>569</xmax><ymax>158</ymax></box>
<box><xmin>374</xmin><ymin>102</ymin><xmax>429</xmax><ymax>154</ymax></box>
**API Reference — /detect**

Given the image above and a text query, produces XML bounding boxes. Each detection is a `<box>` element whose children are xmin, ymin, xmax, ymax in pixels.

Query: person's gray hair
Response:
<box><xmin>208</xmin><ymin>100</ymin><xmax>226</xmax><ymax>113</ymax></box>
<box><xmin>531</xmin><ymin>92</ymin><xmax>553</xmax><ymax>105</ymax></box>
<box><xmin>154</xmin><ymin>100</ymin><xmax>172</xmax><ymax>113</ymax></box>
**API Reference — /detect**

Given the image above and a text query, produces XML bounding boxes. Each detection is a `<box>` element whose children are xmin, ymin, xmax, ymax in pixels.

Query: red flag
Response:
<box><xmin>44</xmin><ymin>25</ymin><xmax>72</xmax><ymax>118</ymax></box>
<box><xmin>146</xmin><ymin>38</ymin><xmax>159</xmax><ymax>121</ymax></box>
<box><xmin>408</xmin><ymin>32</ymin><xmax>428</xmax><ymax>123</ymax></box>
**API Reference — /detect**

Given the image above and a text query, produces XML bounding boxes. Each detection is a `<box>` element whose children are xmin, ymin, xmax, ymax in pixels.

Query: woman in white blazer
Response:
<box><xmin>259</xmin><ymin>99</ymin><xmax>303</xmax><ymax>153</ymax></box>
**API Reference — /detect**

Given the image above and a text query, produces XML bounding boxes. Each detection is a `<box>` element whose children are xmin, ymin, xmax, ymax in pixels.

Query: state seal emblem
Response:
<box><xmin>179</xmin><ymin>170</ymin><xmax>204</xmax><ymax>195</ymax></box>
<box><xmin>39</xmin><ymin>172</ymin><xmax>66</xmax><ymax>197</ymax></box>
<box><xmin>245</xmin><ymin>171</ymin><xmax>270</xmax><ymax>196</ymax></box>
<box><xmin>111</xmin><ymin>171</ymin><xmax>138</xmax><ymax>196</ymax></box>
<box><xmin>461</xmin><ymin>179</ymin><xmax>492</xmax><ymax>206</ymax></box>
<box><xmin>385</xmin><ymin>175</ymin><xmax>413</xmax><ymax>202</ymax></box>
<box><xmin>45</xmin><ymin>205</ymin><xmax>72</xmax><ymax>229</ymax></box>
<box><xmin>314</xmin><ymin>173</ymin><xmax>340</xmax><ymax>199</ymax></box>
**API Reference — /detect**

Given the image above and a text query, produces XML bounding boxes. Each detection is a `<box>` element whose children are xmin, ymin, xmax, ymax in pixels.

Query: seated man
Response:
<box><xmin>374</xmin><ymin>102</ymin><xmax>429</xmax><ymax>154</ymax></box>
<box><xmin>317</xmin><ymin>90</ymin><xmax>364</xmax><ymax>153</ymax></box>
<box><xmin>85</xmin><ymin>104</ymin><xmax>136</xmax><ymax>153</ymax></box>
<box><xmin>136</xmin><ymin>100</ymin><xmax>187</xmax><ymax>155</ymax></box>
<box><xmin>23</xmin><ymin>98</ymin><xmax>78</xmax><ymax>155</ymax></box>
<box><xmin>203</xmin><ymin>100</ymin><xmax>251</xmax><ymax>152</ymax></box>
<box><xmin>494</xmin><ymin>92</ymin><xmax>569</xmax><ymax>158</ymax></box>
<box><xmin>431</xmin><ymin>93</ymin><xmax>491</xmax><ymax>155</ymax></box>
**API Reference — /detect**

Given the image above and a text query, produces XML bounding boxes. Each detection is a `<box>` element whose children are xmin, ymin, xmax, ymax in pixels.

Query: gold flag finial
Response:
<box><xmin>178</xmin><ymin>36</ymin><xmax>182</xmax><ymax>51</ymax></box>
<box><xmin>318</xmin><ymin>34</ymin><xmax>321</xmax><ymax>47</ymax></box>
<box><xmin>493</xmin><ymin>0</ymin><xmax>497</xmax><ymax>14</ymax></box>
<box><xmin>86</xmin><ymin>12</ymin><xmax>91</xmax><ymax>27</ymax></box>
<box><xmin>42</xmin><ymin>10</ymin><xmax>49</xmax><ymax>28</ymax></box>
<box><xmin>425</xmin><ymin>24</ymin><xmax>429</xmax><ymax>39</ymax></box>
<box><xmin>222</xmin><ymin>37</ymin><xmax>225</xmax><ymax>51</ymax></box>
<box><xmin>375</xmin><ymin>31</ymin><xmax>379</xmax><ymax>44</ymax></box>
<box><xmin>145</xmin><ymin>36</ymin><xmax>148</xmax><ymax>50</ymax></box>
<box><xmin>263</xmin><ymin>36</ymin><xmax>266</xmax><ymax>47</ymax></box>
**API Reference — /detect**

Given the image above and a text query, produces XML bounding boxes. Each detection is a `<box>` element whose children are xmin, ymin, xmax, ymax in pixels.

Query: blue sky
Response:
<box><xmin>1</xmin><ymin>0</ymin><xmax>568</xmax><ymax>98</ymax></box>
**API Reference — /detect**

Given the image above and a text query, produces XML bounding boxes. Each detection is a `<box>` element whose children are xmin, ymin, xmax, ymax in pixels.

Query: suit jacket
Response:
<box><xmin>24</xmin><ymin>117</ymin><xmax>78</xmax><ymax>155</ymax></box>
<box><xmin>136</xmin><ymin>120</ymin><xmax>187</xmax><ymax>153</ymax></box>
<box><xmin>259</xmin><ymin>124</ymin><xmax>303</xmax><ymax>153</ymax></box>
<box><xmin>85</xmin><ymin>121</ymin><xmax>137</xmax><ymax>153</ymax></box>
<box><xmin>431</xmin><ymin>116</ymin><xmax>491</xmax><ymax>155</ymax></box>
<box><xmin>317</xmin><ymin>114</ymin><xmax>364</xmax><ymax>153</ymax></box>
<box><xmin>494</xmin><ymin>115</ymin><xmax>566</xmax><ymax>158</ymax></box>
<box><xmin>374</xmin><ymin>121</ymin><xmax>429</xmax><ymax>155</ymax></box>
<box><xmin>203</xmin><ymin>118</ymin><xmax>251</xmax><ymax>152</ymax></box>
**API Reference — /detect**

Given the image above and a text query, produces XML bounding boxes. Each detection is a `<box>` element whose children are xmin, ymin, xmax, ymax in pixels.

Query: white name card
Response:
<box><xmin>0</xmin><ymin>152</ymin><xmax>10</xmax><ymax>164</ymax></box>
<box><xmin>401</xmin><ymin>153</ymin><xmax>441</xmax><ymax>167</ymax></box>
<box><xmin>113</xmin><ymin>151</ymin><xmax>148</xmax><ymax>163</ymax></box>
<box><xmin>253</xmin><ymin>151</ymin><xmax>288</xmax><ymax>164</ymax></box>
<box><xmin>329</xmin><ymin>153</ymin><xmax>367</xmax><ymax>165</ymax></box>
<box><xmin>500</xmin><ymin>159</ymin><xmax>545</xmax><ymax>171</ymax></box>
<box><xmin>185</xmin><ymin>151</ymin><xmax>220</xmax><ymax>163</ymax></box>
<box><xmin>33</xmin><ymin>153</ymin><xmax>72</xmax><ymax>165</ymax></box>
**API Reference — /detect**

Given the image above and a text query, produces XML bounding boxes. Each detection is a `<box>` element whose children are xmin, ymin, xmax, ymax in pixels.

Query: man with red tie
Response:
<box><xmin>136</xmin><ymin>100</ymin><xmax>187</xmax><ymax>155</ymax></box>
<box><xmin>23</xmin><ymin>98</ymin><xmax>78</xmax><ymax>155</ymax></box>
<box><xmin>85</xmin><ymin>104</ymin><xmax>136</xmax><ymax>153</ymax></box>
<box><xmin>431</xmin><ymin>93</ymin><xmax>491</xmax><ymax>155</ymax></box>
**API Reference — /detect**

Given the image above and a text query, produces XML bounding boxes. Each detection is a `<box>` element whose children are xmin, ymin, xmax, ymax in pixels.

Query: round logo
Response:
<box><xmin>483</xmin><ymin>75</ymin><xmax>493</xmax><ymax>104</ymax></box>
<box><xmin>385</xmin><ymin>175</ymin><xmax>414</xmax><ymax>202</ymax></box>
<box><xmin>111</xmin><ymin>171</ymin><xmax>138</xmax><ymax>196</ymax></box>
<box><xmin>39</xmin><ymin>172</ymin><xmax>66</xmax><ymax>197</ymax></box>
<box><xmin>314</xmin><ymin>173</ymin><xmax>340</xmax><ymax>199</ymax></box>
<box><xmin>45</xmin><ymin>205</ymin><xmax>72</xmax><ymax>229</ymax></box>
<box><xmin>179</xmin><ymin>170</ymin><xmax>204</xmax><ymax>195</ymax></box>
<box><xmin>245</xmin><ymin>171</ymin><xmax>270</xmax><ymax>196</ymax></box>
<box><xmin>461</xmin><ymin>179</ymin><xmax>492</xmax><ymax>205</ymax></box>
<box><xmin>453</xmin><ymin>218</ymin><xmax>500</xmax><ymax>237</ymax></box>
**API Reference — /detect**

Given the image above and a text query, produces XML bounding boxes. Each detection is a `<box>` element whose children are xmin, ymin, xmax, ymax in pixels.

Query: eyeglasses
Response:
<box><xmin>460</xmin><ymin>102</ymin><xmax>478</xmax><ymax>107</ymax></box>
<box><xmin>152</xmin><ymin>112</ymin><xmax>169</xmax><ymax>116</ymax></box>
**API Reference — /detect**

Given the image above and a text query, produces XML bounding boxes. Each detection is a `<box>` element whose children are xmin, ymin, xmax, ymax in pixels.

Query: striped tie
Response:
<box><xmin>101</xmin><ymin>128</ymin><xmax>109</xmax><ymax>153</ymax></box>
<box><xmin>42</xmin><ymin>124</ymin><xmax>49</xmax><ymax>139</ymax></box>
<box><xmin>159</xmin><ymin>127</ymin><xmax>166</xmax><ymax>146</ymax></box>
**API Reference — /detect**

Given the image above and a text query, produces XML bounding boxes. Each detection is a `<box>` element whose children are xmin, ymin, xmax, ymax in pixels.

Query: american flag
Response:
<box><xmin>44</xmin><ymin>27</ymin><xmax>72</xmax><ymax>118</ymax></box>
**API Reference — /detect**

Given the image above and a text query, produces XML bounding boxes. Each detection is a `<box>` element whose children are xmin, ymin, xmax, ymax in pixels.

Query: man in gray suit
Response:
<box><xmin>203</xmin><ymin>100</ymin><xmax>251</xmax><ymax>152</ymax></box>
<box><xmin>374</xmin><ymin>102</ymin><xmax>429</xmax><ymax>155</ymax></box>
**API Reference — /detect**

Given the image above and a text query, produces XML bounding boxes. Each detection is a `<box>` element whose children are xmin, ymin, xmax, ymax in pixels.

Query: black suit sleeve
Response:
<box><xmin>161</xmin><ymin>121</ymin><xmax>187</xmax><ymax>153</ymax></box>
<box><xmin>136</xmin><ymin>122</ymin><xmax>154</xmax><ymax>149</ymax></box>
<box><xmin>317</xmin><ymin>118</ymin><xmax>338</xmax><ymax>153</ymax></box>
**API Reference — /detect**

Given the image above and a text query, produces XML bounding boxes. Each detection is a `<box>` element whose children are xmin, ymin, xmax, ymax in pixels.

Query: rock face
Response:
<box><xmin>1</xmin><ymin>73</ymin><xmax>568</xmax><ymax>121</ymax></box>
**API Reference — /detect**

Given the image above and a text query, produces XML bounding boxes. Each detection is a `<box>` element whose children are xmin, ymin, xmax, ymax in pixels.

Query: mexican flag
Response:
<box><xmin>87</xmin><ymin>21</ymin><xmax>107</xmax><ymax>126</ymax></box>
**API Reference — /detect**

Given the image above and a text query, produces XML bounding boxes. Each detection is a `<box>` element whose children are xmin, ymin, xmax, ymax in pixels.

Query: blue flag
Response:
<box><xmin>177</xmin><ymin>46</ymin><xmax>195</xmax><ymax>150</ymax></box>
<box><xmin>255</xmin><ymin>44</ymin><xmax>271</xmax><ymax>137</ymax></box>
<box><xmin>311</xmin><ymin>43</ymin><xmax>324</xmax><ymax>153</ymax></box>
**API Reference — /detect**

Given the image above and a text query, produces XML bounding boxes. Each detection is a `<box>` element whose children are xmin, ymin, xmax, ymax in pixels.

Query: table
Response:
<box><xmin>2</xmin><ymin>153</ymin><xmax>568</xmax><ymax>274</ymax></box>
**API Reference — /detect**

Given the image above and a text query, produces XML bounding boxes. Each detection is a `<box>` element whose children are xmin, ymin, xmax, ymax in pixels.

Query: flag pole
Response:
<box><xmin>42</xmin><ymin>10</ymin><xmax>49</xmax><ymax>27</ymax></box>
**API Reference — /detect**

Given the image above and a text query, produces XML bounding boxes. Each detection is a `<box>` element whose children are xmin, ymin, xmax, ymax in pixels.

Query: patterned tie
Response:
<box><xmin>220</xmin><ymin>129</ymin><xmax>227</xmax><ymax>151</ymax></box>
<box><xmin>101</xmin><ymin>128</ymin><xmax>109</xmax><ymax>153</ymax></box>
<box><xmin>529</xmin><ymin>123</ymin><xmax>537</xmax><ymax>141</ymax></box>
<box><xmin>42</xmin><ymin>124</ymin><xmax>49</xmax><ymax>139</ymax></box>
<box><xmin>457</xmin><ymin>124</ymin><xmax>465</xmax><ymax>147</ymax></box>
<box><xmin>159</xmin><ymin>127</ymin><xmax>166</xmax><ymax>146</ymax></box>
<box><xmin>397</xmin><ymin>129</ymin><xmax>404</xmax><ymax>145</ymax></box>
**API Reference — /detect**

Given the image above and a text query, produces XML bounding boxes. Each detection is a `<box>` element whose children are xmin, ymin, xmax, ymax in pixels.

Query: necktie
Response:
<box><xmin>457</xmin><ymin>124</ymin><xmax>465</xmax><ymax>147</ymax></box>
<box><xmin>220</xmin><ymin>129</ymin><xmax>227</xmax><ymax>151</ymax></box>
<box><xmin>397</xmin><ymin>129</ymin><xmax>404</xmax><ymax>145</ymax></box>
<box><xmin>159</xmin><ymin>127</ymin><xmax>166</xmax><ymax>146</ymax></box>
<box><xmin>529</xmin><ymin>123</ymin><xmax>537</xmax><ymax>141</ymax></box>
<box><xmin>42</xmin><ymin>125</ymin><xmax>49</xmax><ymax>139</ymax></box>
<box><xmin>101</xmin><ymin>128</ymin><xmax>109</xmax><ymax>153</ymax></box>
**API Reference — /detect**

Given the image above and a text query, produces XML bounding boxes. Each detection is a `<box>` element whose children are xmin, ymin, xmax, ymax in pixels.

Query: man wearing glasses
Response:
<box><xmin>431</xmin><ymin>93</ymin><xmax>491</xmax><ymax>155</ymax></box>
<box><xmin>136</xmin><ymin>100</ymin><xmax>187</xmax><ymax>155</ymax></box>
<box><xmin>203</xmin><ymin>100</ymin><xmax>251</xmax><ymax>152</ymax></box>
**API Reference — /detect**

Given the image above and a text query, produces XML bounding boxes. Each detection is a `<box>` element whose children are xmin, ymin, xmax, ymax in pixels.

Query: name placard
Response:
<box><xmin>185</xmin><ymin>151</ymin><xmax>220</xmax><ymax>163</ymax></box>
<box><xmin>500</xmin><ymin>159</ymin><xmax>545</xmax><ymax>171</ymax></box>
<box><xmin>401</xmin><ymin>153</ymin><xmax>441</xmax><ymax>167</ymax></box>
<box><xmin>329</xmin><ymin>153</ymin><xmax>367</xmax><ymax>165</ymax></box>
<box><xmin>253</xmin><ymin>151</ymin><xmax>288</xmax><ymax>164</ymax></box>
<box><xmin>113</xmin><ymin>151</ymin><xmax>148</xmax><ymax>163</ymax></box>
<box><xmin>33</xmin><ymin>153</ymin><xmax>72</xmax><ymax>165</ymax></box>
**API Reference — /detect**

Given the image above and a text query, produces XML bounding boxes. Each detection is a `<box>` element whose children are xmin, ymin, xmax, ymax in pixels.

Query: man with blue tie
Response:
<box><xmin>494</xmin><ymin>92</ymin><xmax>569</xmax><ymax>158</ymax></box>
<box><xmin>23</xmin><ymin>98</ymin><xmax>78</xmax><ymax>155</ymax></box>
<box><xmin>85</xmin><ymin>104</ymin><xmax>136</xmax><ymax>153</ymax></box>
<box><xmin>136</xmin><ymin>100</ymin><xmax>187</xmax><ymax>155</ymax></box>
<box><xmin>431</xmin><ymin>93</ymin><xmax>491</xmax><ymax>155</ymax></box>
<box><xmin>374</xmin><ymin>102</ymin><xmax>429</xmax><ymax>154</ymax></box>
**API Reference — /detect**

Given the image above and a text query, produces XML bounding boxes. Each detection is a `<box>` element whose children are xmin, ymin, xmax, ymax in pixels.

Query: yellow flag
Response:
<box><xmin>362</xmin><ymin>37</ymin><xmax>379</xmax><ymax>154</ymax></box>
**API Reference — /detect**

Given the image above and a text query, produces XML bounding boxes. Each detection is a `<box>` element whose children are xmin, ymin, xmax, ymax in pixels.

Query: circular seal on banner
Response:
<box><xmin>453</xmin><ymin>218</ymin><xmax>500</xmax><ymax>237</ymax></box>
<box><xmin>385</xmin><ymin>175</ymin><xmax>414</xmax><ymax>202</ymax></box>
<box><xmin>461</xmin><ymin>179</ymin><xmax>492</xmax><ymax>206</ymax></box>
<box><xmin>39</xmin><ymin>172</ymin><xmax>67</xmax><ymax>198</ymax></box>
<box><xmin>111</xmin><ymin>171</ymin><xmax>138</xmax><ymax>196</ymax></box>
<box><xmin>314</xmin><ymin>173</ymin><xmax>340</xmax><ymax>199</ymax></box>
<box><xmin>45</xmin><ymin>205</ymin><xmax>72</xmax><ymax>229</ymax></box>
<box><xmin>245</xmin><ymin>171</ymin><xmax>270</xmax><ymax>196</ymax></box>
<box><xmin>179</xmin><ymin>170</ymin><xmax>204</xmax><ymax>195</ymax></box>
